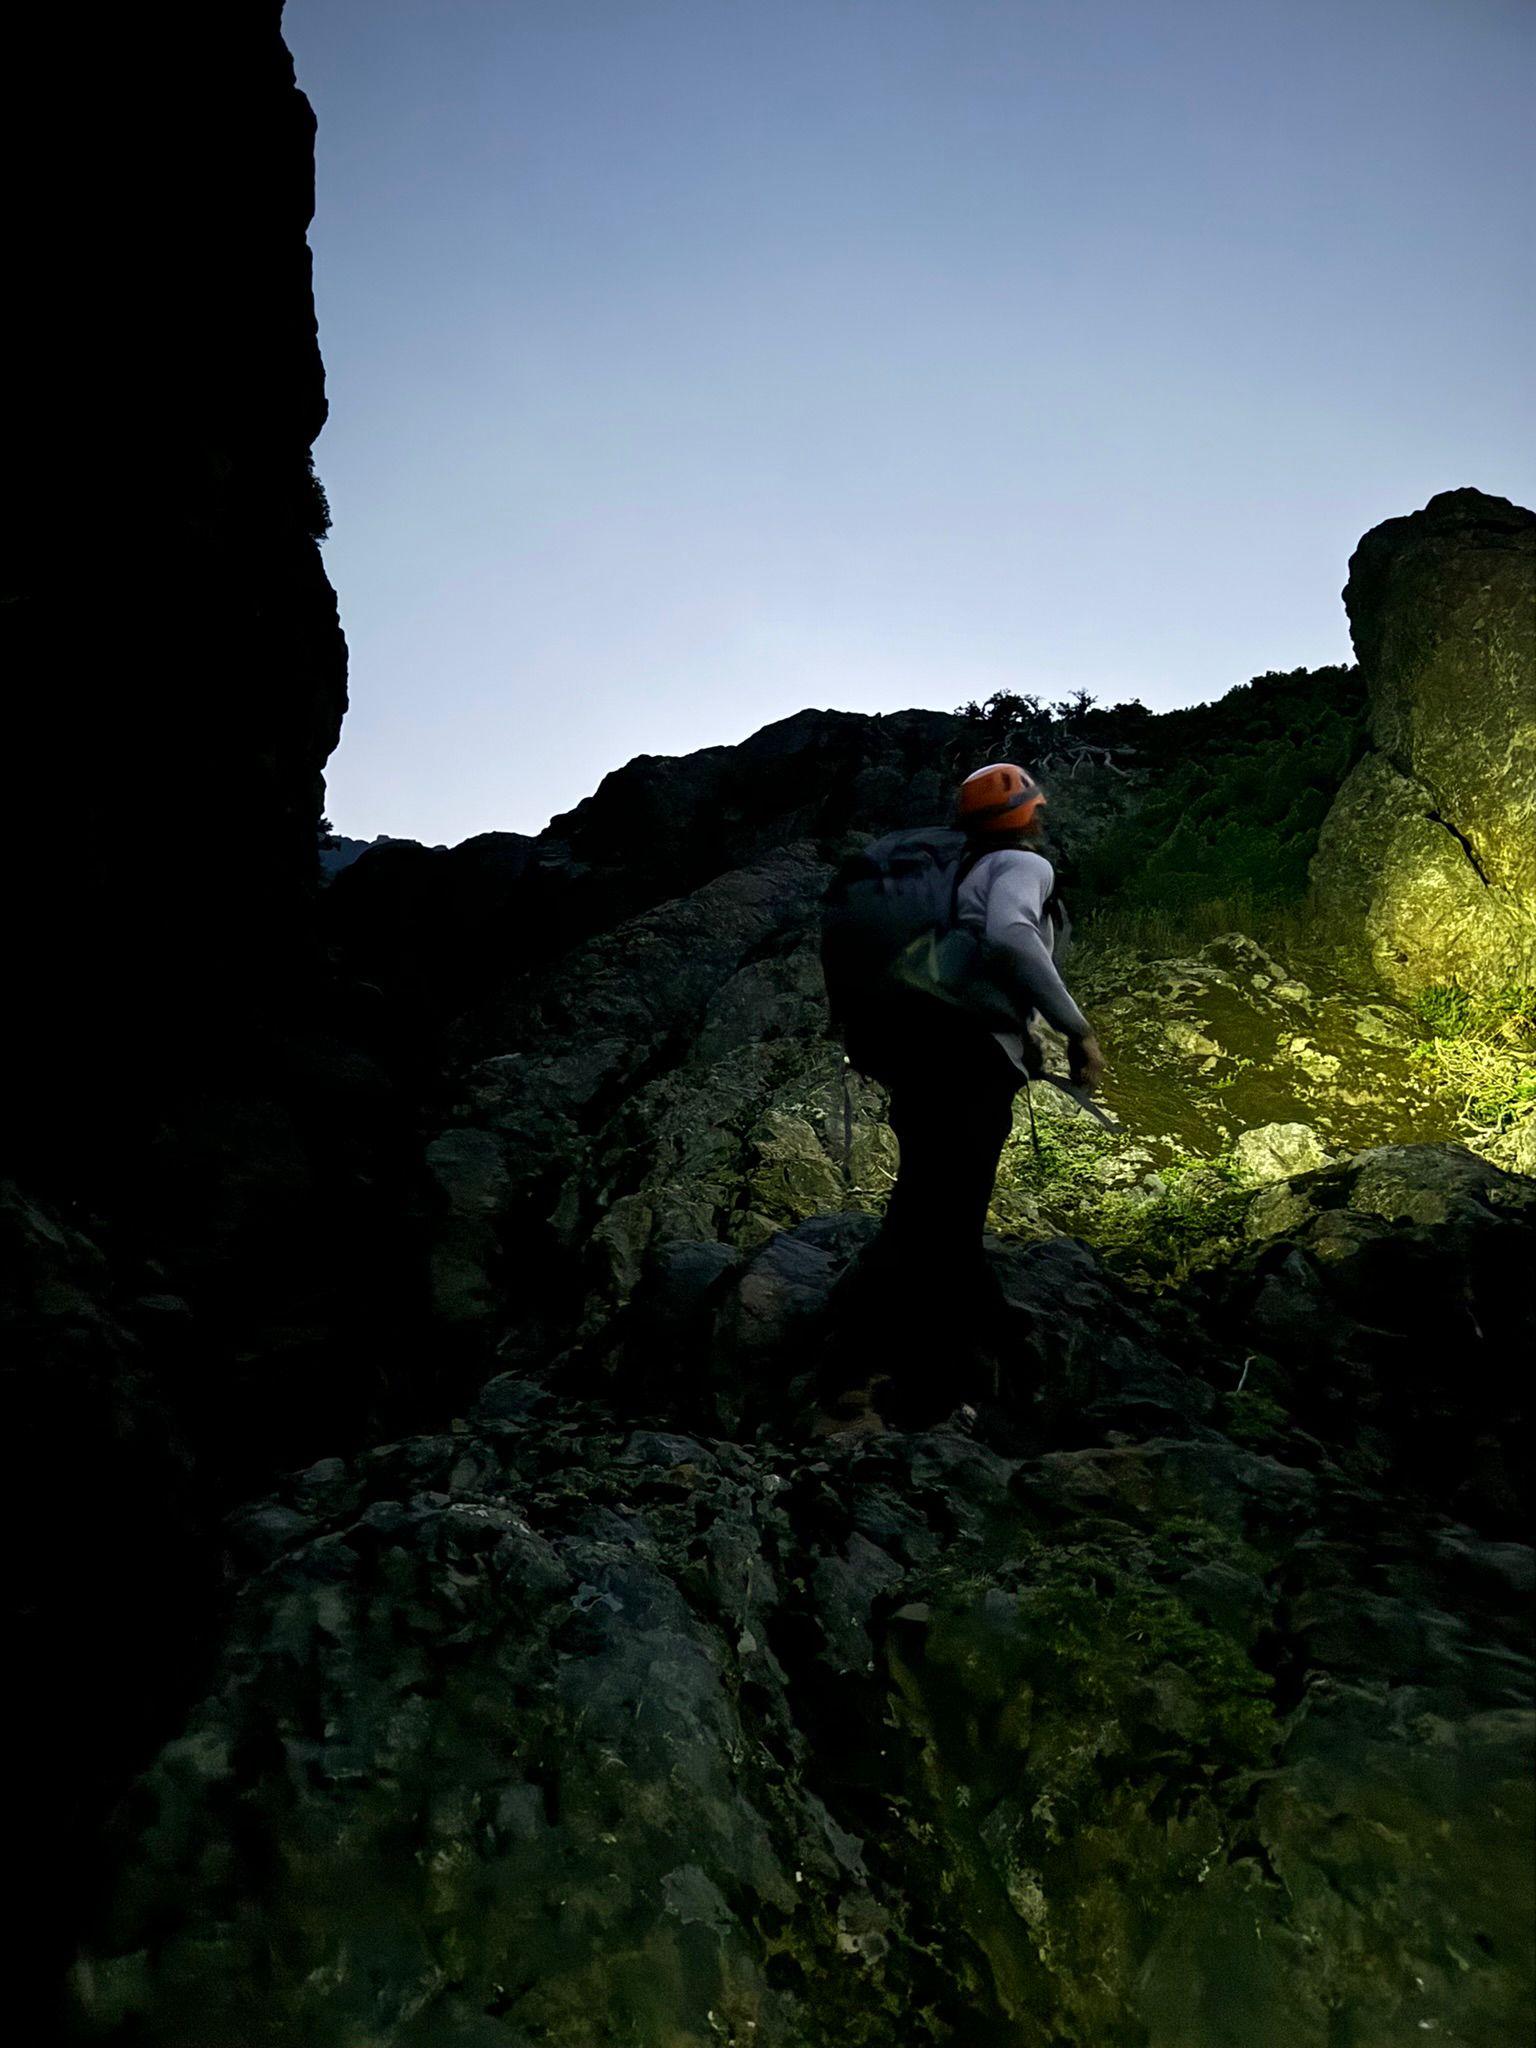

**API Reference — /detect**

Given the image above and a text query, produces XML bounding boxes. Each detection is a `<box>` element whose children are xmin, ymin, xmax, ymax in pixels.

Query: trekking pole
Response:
<box><xmin>841</xmin><ymin>1057</ymin><xmax>856</xmax><ymax>1184</ymax></box>
<box><xmin>1024</xmin><ymin>1078</ymin><xmax>1042</xmax><ymax>1161</ymax></box>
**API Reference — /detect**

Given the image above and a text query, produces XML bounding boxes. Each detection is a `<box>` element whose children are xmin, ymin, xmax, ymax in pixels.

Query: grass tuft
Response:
<box><xmin>1409</xmin><ymin>984</ymin><xmax>1536</xmax><ymax>1142</ymax></box>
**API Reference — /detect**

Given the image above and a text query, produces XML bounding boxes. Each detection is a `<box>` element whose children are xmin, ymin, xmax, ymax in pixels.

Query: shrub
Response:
<box><xmin>1410</xmin><ymin>984</ymin><xmax>1536</xmax><ymax>1139</ymax></box>
<box><xmin>1072</xmin><ymin>666</ymin><xmax>1369</xmax><ymax>937</ymax></box>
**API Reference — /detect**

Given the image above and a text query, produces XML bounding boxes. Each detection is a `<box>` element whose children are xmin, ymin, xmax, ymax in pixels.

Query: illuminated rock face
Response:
<box><xmin>1312</xmin><ymin>490</ymin><xmax>1536</xmax><ymax>995</ymax></box>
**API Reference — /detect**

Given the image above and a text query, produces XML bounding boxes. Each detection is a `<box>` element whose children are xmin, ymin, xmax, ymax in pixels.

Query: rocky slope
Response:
<box><xmin>74</xmin><ymin>1151</ymin><xmax>1532</xmax><ymax>2045</ymax></box>
<box><xmin>65</xmin><ymin>564</ymin><xmax>1536</xmax><ymax>2041</ymax></box>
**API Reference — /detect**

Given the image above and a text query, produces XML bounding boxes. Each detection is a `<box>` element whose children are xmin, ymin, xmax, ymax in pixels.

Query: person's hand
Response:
<box><xmin>1070</xmin><ymin>1031</ymin><xmax>1105</xmax><ymax>1093</ymax></box>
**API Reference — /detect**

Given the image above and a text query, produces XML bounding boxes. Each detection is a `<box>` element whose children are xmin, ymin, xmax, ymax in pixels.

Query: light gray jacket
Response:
<box><xmin>955</xmin><ymin>848</ymin><xmax>1091</xmax><ymax>1062</ymax></box>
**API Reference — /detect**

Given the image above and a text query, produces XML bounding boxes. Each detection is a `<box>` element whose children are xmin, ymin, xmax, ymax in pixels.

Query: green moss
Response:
<box><xmin>1150</xmin><ymin>1513</ymin><xmax>1266</xmax><ymax>1575</ymax></box>
<box><xmin>877</xmin><ymin>1522</ymin><xmax>1282</xmax><ymax>2043</ymax></box>
<box><xmin>1122</xmin><ymin>1589</ymin><xmax>1277</xmax><ymax>1761</ymax></box>
<box><xmin>919</xmin><ymin>1528</ymin><xmax>1278</xmax><ymax>1778</ymax></box>
<box><xmin>1224</xmin><ymin>1386</ymin><xmax>1290</xmax><ymax>1447</ymax></box>
<box><xmin>1010</xmin><ymin>1569</ymin><xmax>1276</xmax><ymax>1769</ymax></box>
<box><xmin>991</xmin><ymin>1107</ymin><xmax>1118</xmax><ymax>1215</ymax></box>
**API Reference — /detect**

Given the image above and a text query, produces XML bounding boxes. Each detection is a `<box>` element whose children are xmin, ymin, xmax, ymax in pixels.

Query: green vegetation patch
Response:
<box><xmin>1073</xmin><ymin>666</ymin><xmax>1368</xmax><ymax>929</ymax></box>
<box><xmin>989</xmin><ymin>1103</ymin><xmax>1251</xmax><ymax>1286</ymax></box>
<box><xmin>1409</xmin><ymin>983</ymin><xmax>1536</xmax><ymax>1157</ymax></box>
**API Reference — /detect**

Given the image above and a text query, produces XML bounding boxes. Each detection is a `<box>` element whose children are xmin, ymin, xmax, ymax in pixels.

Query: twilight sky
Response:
<box><xmin>286</xmin><ymin>0</ymin><xmax>1536</xmax><ymax>846</ymax></box>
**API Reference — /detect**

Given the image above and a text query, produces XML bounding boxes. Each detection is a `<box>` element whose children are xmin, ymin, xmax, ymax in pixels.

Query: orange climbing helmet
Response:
<box><xmin>956</xmin><ymin>761</ymin><xmax>1046</xmax><ymax>836</ymax></box>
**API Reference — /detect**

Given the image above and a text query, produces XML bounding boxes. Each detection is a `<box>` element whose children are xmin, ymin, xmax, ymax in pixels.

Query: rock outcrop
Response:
<box><xmin>1311</xmin><ymin>490</ymin><xmax>1536</xmax><ymax>996</ymax></box>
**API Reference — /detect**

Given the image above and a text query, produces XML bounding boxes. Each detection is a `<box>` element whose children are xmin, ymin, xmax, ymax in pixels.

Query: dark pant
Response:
<box><xmin>823</xmin><ymin>1007</ymin><xmax>1022</xmax><ymax>1407</ymax></box>
<box><xmin>873</xmin><ymin>1004</ymin><xmax>1023</xmax><ymax>1293</ymax></box>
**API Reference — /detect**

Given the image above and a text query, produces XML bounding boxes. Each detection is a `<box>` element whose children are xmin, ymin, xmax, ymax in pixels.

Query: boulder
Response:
<box><xmin>1312</xmin><ymin>490</ymin><xmax>1536</xmax><ymax>995</ymax></box>
<box><xmin>1231</xmin><ymin>1121</ymin><xmax>1333</xmax><ymax>1182</ymax></box>
<box><xmin>1312</xmin><ymin>749</ymin><xmax>1536</xmax><ymax>994</ymax></box>
<box><xmin>1349</xmin><ymin>489</ymin><xmax>1536</xmax><ymax>896</ymax></box>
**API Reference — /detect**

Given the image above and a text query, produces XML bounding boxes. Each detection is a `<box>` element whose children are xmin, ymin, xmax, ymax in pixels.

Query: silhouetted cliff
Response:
<box><xmin>2</xmin><ymin>8</ymin><xmax>360</xmax><ymax>2024</ymax></box>
<box><xmin>4</xmin><ymin>1</ymin><xmax>346</xmax><ymax>1190</ymax></box>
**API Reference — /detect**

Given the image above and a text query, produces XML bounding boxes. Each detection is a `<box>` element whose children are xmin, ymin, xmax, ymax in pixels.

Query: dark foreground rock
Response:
<box><xmin>71</xmin><ymin>1150</ymin><xmax>1534</xmax><ymax>2045</ymax></box>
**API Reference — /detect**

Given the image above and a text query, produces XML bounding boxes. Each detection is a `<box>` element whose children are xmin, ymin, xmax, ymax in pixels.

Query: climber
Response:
<box><xmin>819</xmin><ymin>761</ymin><xmax>1104</xmax><ymax>1405</ymax></box>
<box><xmin>871</xmin><ymin>762</ymin><xmax>1104</xmax><ymax>1289</ymax></box>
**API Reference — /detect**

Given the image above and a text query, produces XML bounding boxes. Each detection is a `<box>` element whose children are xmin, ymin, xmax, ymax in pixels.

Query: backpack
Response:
<box><xmin>820</xmin><ymin>828</ymin><xmax>1026</xmax><ymax>1052</ymax></box>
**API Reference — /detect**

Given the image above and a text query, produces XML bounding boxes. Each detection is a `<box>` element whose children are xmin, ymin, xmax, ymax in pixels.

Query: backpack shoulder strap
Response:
<box><xmin>948</xmin><ymin>842</ymin><xmax>1000</xmax><ymax>925</ymax></box>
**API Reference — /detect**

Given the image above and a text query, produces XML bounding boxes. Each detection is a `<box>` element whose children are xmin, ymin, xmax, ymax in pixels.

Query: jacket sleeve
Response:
<box><xmin>980</xmin><ymin>852</ymin><xmax>1092</xmax><ymax>1039</ymax></box>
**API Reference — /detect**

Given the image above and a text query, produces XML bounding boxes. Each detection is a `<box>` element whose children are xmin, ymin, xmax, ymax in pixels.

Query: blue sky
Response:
<box><xmin>286</xmin><ymin>0</ymin><xmax>1536</xmax><ymax>845</ymax></box>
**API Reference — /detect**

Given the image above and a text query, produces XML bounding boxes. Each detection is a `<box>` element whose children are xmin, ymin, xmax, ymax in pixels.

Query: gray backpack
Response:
<box><xmin>819</xmin><ymin>828</ymin><xmax>1024</xmax><ymax>1040</ymax></box>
